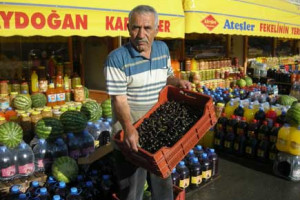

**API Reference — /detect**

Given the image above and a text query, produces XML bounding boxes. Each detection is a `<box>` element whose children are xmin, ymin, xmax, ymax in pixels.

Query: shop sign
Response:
<box><xmin>105</xmin><ymin>16</ymin><xmax>171</xmax><ymax>32</ymax></box>
<box><xmin>223</xmin><ymin>19</ymin><xmax>255</xmax><ymax>31</ymax></box>
<box><xmin>0</xmin><ymin>10</ymin><xmax>87</xmax><ymax>30</ymax></box>
<box><xmin>201</xmin><ymin>15</ymin><xmax>218</xmax><ymax>31</ymax></box>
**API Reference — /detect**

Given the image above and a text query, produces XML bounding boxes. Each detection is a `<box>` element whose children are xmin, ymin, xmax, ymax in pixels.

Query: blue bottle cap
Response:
<box><xmin>53</xmin><ymin>195</ymin><xmax>61</xmax><ymax>200</ymax></box>
<box><xmin>86</xmin><ymin>181</ymin><xmax>93</xmax><ymax>187</ymax></box>
<box><xmin>172</xmin><ymin>168</ymin><xmax>176</xmax><ymax>173</ymax></box>
<box><xmin>104</xmin><ymin>121</ymin><xmax>110</xmax><ymax>126</ymax></box>
<box><xmin>56</xmin><ymin>138</ymin><xmax>64</xmax><ymax>145</ymax></box>
<box><xmin>20</xmin><ymin>142</ymin><xmax>26</xmax><ymax>149</ymax></box>
<box><xmin>32</xmin><ymin>181</ymin><xmax>39</xmax><ymax>187</ymax></box>
<box><xmin>202</xmin><ymin>153</ymin><xmax>208</xmax><ymax>158</ymax></box>
<box><xmin>87</xmin><ymin>121</ymin><xmax>93</xmax><ymax>125</ymax></box>
<box><xmin>192</xmin><ymin>157</ymin><xmax>199</xmax><ymax>163</ymax></box>
<box><xmin>179</xmin><ymin>161</ymin><xmax>185</xmax><ymax>166</ymax></box>
<box><xmin>249</xmin><ymin>105</ymin><xmax>253</xmax><ymax>109</ymax></box>
<box><xmin>77</xmin><ymin>175</ymin><xmax>83</xmax><ymax>181</ymax></box>
<box><xmin>196</xmin><ymin>145</ymin><xmax>203</xmax><ymax>150</ymax></box>
<box><xmin>95</xmin><ymin>124</ymin><xmax>100</xmax><ymax>129</ymax></box>
<box><xmin>0</xmin><ymin>146</ymin><xmax>7</xmax><ymax>152</ymax></box>
<box><xmin>38</xmin><ymin>138</ymin><xmax>46</xmax><ymax>145</ymax></box>
<box><xmin>83</xmin><ymin>130</ymin><xmax>89</xmax><ymax>135</ymax></box>
<box><xmin>209</xmin><ymin>149</ymin><xmax>215</xmax><ymax>153</ymax></box>
<box><xmin>40</xmin><ymin>187</ymin><xmax>47</xmax><ymax>195</ymax></box>
<box><xmin>102</xmin><ymin>175</ymin><xmax>110</xmax><ymax>180</ymax></box>
<box><xmin>18</xmin><ymin>193</ymin><xmax>27</xmax><ymax>199</ymax></box>
<box><xmin>59</xmin><ymin>181</ymin><xmax>66</xmax><ymax>188</ymax></box>
<box><xmin>70</xmin><ymin>187</ymin><xmax>78</xmax><ymax>194</ymax></box>
<box><xmin>91</xmin><ymin>170</ymin><xmax>98</xmax><ymax>175</ymax></box>
<box><xmin>11</xmin><ymin>185</ymin><xmax>20</xmax><ymax>193</ymax></box>
<box><xmin>188</xmin><ymin>149</ymin><xmax>194</xmax><ymax>155</ymax></box>
<box><xmin>67</xmin><ymin>133</ymin><xmax>74</xmax><ymax>138</ymax></box>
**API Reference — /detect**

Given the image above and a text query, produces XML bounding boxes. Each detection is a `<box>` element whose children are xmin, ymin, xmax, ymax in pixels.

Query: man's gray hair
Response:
<box><xmin>128</xmin><ymin>5</ymin><xmax>159</xmax><ymax>27</ymax></box>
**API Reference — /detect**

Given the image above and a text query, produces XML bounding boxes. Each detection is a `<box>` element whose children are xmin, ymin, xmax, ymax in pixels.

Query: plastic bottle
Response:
<box><xmin>56</xmin><ymin>84</ymin><xmax>65</xmax><ymax>106</ymax></box>
<box><xmin>288</xmin><ymin>126</ymin><xmax>300</xmax><ymax>156</ymax></box>
<box><xmin>91</xmin><ymin>124</ymin><xmax>101</xmax><ymax>146</ymax></box>
<box><xmin>254</xmin><ymin>106</ymin><xmax>266</xmax><ymax>126</ymax></box>
<box><xmin>9</xmin><ymin>185</ymin><xmax>22</xmax><ymax>200</ymax></box>
<box><xmin>27</xmin><ymin>181</ymin><xmax>40</xmax><ymax>198</ymax></box>
<box><xmin>247</xmin><ymin>119</ymin><xmax>259</xmax><ymax>138</ymax></box>
<box><xmin>276</xmin><ymin>109</ymin><xmax>287</xmax><ymax>126</ymax></box>
<box><xmin>35</xmin><ymin>187</ymin><xmax>51</xmax><ymax>200</ymax></box>
<box><xmin>276</xmin><ymin>123</ymin><xmax>291</xmax><ymax>153</ymax></box>
<box><xmin>82</xmin><ymin>181</ymin><xmax>95</xmax><ymax>200</ymax></box>
<box><xmin>99</xmin><ymin>121</ymin><xmax>111</xmax><ymax>146</ymax></box>
<box><xmin>265</xmin><ymin>106</ymin><xmax>278</xmax><ymax>127</ymax></box>
<box><xmin>54</xmin><ymin>181</ymin><xmax>68</xmax><ymax>200</ymax></box>
<box><xmin>200</xmin><ymin>153</ymin><xmax>211</xmax><ymax>183</ymax></box>
<box><xmin>100</xmin><ymin>175</ymin><xmax>113</xmax><ymax>200</ymax></box>
<box><xmin>33</xmin><ymin>139</ymin><xmax>49</xmax><ymax>173</ymax></box>
<box><xmin>257</xmin><ymin>121</ymin><xmax>269</xmax><ymax>142</ymax></box>
<box><xmin>46</xmin><ymin>83</ymin><xmax>57</xmax><ymax>107</ymax></box>
<box><xmin>66</xmin><ymin>187</ymin><xmax>82</xmax><ymax>200</ymax></box>
<box><xmin>216</xmin><ymin>113</ymin><xmax>227</xmax><ymax>133</ymax></box>
<box><xmin>81</xmin><ymin>130</ymin><xmax>95</xmax><ymax>157</ymax></box>
<box><xmin>244</xmin><ymin>105</ymin><xmax>255</xmax><ymax>123</ymax></box>
<box><xmin>52</xmin><ymin>138</ymin><xmax>68</xmax><ymax>159</ymax></box>
<box><xmin>214</xmin><ymin>126</ymin><xmax>226</xmax><ymax>151</ymax></box>
<box><xmin>193</xmin><ymin>145</ymin><xmax>204</xmax><ymax>160</ymax></box>
<box><xmin>269</xmin><ymin>123</ymin><xmax>280</xmax><ymax>144</ymax></box>
<box><xmin>171</xmin><ymin>168</ymin><xmax>180</xmax><ymax>187</ymax></box>
<box><xmin>257</xmin><ymin>135</ymin><xmax>270</xmax><ymax>162</ymax></box>
<box><xmin>224</xmin><ymin>116</ymin><xmax>237</xmax><ymax>153</ymax></box>
<box><xmin>53</xmin><ymin>195</ymin><xmax>61</xmax><ymax>200</ymax></box>
<box><xmin>17</xmin><ymin>142</ymin><xmax>35</xmax><ymax>177</ymax></box>
<box><xmin>43</xmin><ymin>176</ymin><xmax>57</xmax><ymax>195</ymax></box>
<box><xmin>18</xmin><ymin>193</ymin><xmax>28</xmax><ymax>200</ymax></box>
<box><xmin>31</xmin><ymin>70</ymin><xmax>39</xmax><ymax>93</ymax></box>
<box><xmin>234</xmin><ymin>123</ymin><xmax>247</xmax><ymax>156</ymax></box>
<box><xmin>208</xmin><ymin>149</ymin><xmax>218</xmax><ymax>177</ymax></box>
<box><xmin>66</xmin><ymin>133</ymin><xmax>81</xmax><ymax>160</ymax></box>
<box><xmin>268</xmin><ymin>143</ymin><xmax>278</xmax><ymax>162</ymax></box>
<box><xmin>184</xmin><ymin>150</ymin><xmax>195</xmax><ymax>167</ymax></box>
<box><xmin>189</xmin><ymin>157</ymin><xmax>202</xmax><ymax>189</ymax></box>
<box><xmin>0</xmin><ymin>145</ymin><xmax>16</xmax><ymax>181</ymax></box>
<box><xmin>233</xmin><ymin>102</ymin><xmax>244</xmax><ymax>119</ymax></box>
<box><xmin>236</xmin><ymin>117</ymin><xmax>248</xmax><ymax>138</ymax></box>
<box><xmin>226</xmin><ymin>115</ymin><xmax>238</xmax><ymax>136</ymax></box>
<box><xmin>176</xmin><ymin>161</ymin><xmax>190</xmax><ymax>189</ymax></box>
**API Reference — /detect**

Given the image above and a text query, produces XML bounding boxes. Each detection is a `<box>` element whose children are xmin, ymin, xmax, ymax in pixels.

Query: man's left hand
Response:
<box><xmin>178</xmin><ymin>79</ymin><xmax>192</xmax><ymax>90</ymax></box>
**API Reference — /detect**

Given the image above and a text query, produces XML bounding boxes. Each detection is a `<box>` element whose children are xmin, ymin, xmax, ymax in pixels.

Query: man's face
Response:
<box><xmin>128</xmin><ymin>12</ymin><xmax>158</xmax><ymax>55</ymax></box>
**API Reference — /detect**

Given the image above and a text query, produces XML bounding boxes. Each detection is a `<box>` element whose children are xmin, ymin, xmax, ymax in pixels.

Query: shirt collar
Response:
<box><xmin>127</xmin><ymin>41</ymin><xmax>155</xmax><ymax>59</ymax></box>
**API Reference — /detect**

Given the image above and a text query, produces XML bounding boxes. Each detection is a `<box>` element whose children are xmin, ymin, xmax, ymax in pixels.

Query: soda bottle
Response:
<box><xmin>265</xmin><ymin>106</ymin><xmax>277</xmax><ymax>127</ymax></box>
<box><xmin>66</xmin><ymin>187</ymin><xmax>82</xmax><ymax>200</ymax></box>
<box><xmin>244</xmin><ymin>105</ymin><xmax>255</xmax><ymax>123</ymax></box>
<box><xmin>26</xmin><ymin>181</ymin><xmax>41</xmax><ymax>198</ymax></box>
<box><xmin>54</xmin><ymin>181</ymin><xmax>68</xmax><ymax>200</ymax></box>
<box><xmin>257</xmin><ymin>121</ymin><xmax>269</xmax><ymax>142</ymax></box>
<box><xmin>88</xmin><ymin>170</ymin><xmax>101</xmax><ymax>189</ymax></box>
<box><xmin>268</xmin><ymin>143</ymin><xmax>278</xmax><ymax>162</ymax></box>
<box><xmin>233</xmin><ymin>103</ymin><xmax>244</xmax><ymax>119</ymax></box>
<box><xmin>199</xmin><ymin>153</ymin><xmax>211</xmax><ymax>183</ymax></box>
<box><xmin>17</xmin><ymin>142</ymin><xmax>35</xmax><ymax>177</ymax></box>
<box><xmin>184</xmin><ymin>149</ymin><xmax>195</xmax><ymax>167</ymax></box>
<box><xmin>100</xmin><ymin>175</ymin><xmax>113</xmax><ymax>200</ymax></box>
<box><xmin>208</xmin><ymin>149</ymin><xmax>218</xmax><ymax>178</ymax></box>
<box><xmin>269</xmin><ymin>123</ymin><xmax>280</xmax><ymax>144</ymax></box>
<box><xmin>43</xmin><ymin>176</ymin><xmax>57</xmax><ymax>195</ymax></box>
<box><xmin>66</xmin><ymin>133</ymin><xmax>81</xmax><ymax>159</ymax></box>
<box><xmin>257</xmin><ymin>135</ymin><xmax>270</xmax><ymax>162</ymax></box>
<box><xmin>276</xmin><ymin>123</ymin><xmax>291</xmax><ymax>153</ymax></box>
<box><xmin>236</xmin><ymin>117</ymin><xmax>248</xmax><ymax>138</ymax></box>
<box><xmin>171</xmin><ymin>168</ymin><xmax>180</xmax><ymax>187</ymax></box>
<box><xmin>216</xmin><ymin>113</ymin><xmax>227</xmax><ymax>133</ymax></box>
<box><xmin>224</xmin><ymin>100</ymin><xmax>237</xmax><ymax>118</ymax></box>
<box><xmin>53</xmin><ymin>138</ymin><xmax>68</xmax><ymax>159</ymax></box>
<box><xmin>233</xmin><ymin>123</ymin><xmax>247</xmax><ymax>157</ymax></box>
<box><xmin>35</xmin><ymin>187</ymin><xmax>51</xmax><ymax>200</ymax></box>
<box><xmin>226</xmin><ymin>115</ymin><xmax>238</xmax><ymax>136</ymax></box>
<box><xmin>99</xmin><ymin>121</ymin><xmax>111</xmax><ymax>146</ymax></box>
<box><xmin>224</xmin><ymin>116</ymin><xmax>237</xmax><ymax>153</ymax></box>
<box><xmin>245</xmin><ymin>131</ymin><xmax>258</xmax><ymax>159</ymax></box>
<box><xmin>0</xmin><ymin>145</ymin><xmax>16</xmax><ymax>181</ymax></box>
<box><xmin>81</xmin><ymin>130</ymin><xmax>95</xmax><ymax>157</ymax></box>
<box><xmin>33</xmin><ymin>139</ymin><xmax>49</xmax><ymax>173</ymax></box>
<box><xmin>176</xmin><ymin>161</ymin><xmax>190</xmax><ymax>189</ymax></box>
<box><xmin>247</xmin><ymin>119</ymin><xmax>259</xmax><ymax>138</ymax></box>
<box><xmin>193</xmin><ymin>145</ymin><xmax>204</xmax><ymax>160</ymax></box>
<box><xmin>288</xmin><ymin>126</ymin><xmax>300</xmax><ymax>156</ymax></box>
<box><xmin>254</xmin><ymin>106</ymin><xmax>266</xmax><ymax>126</ymax></box>
<box><xmin>276</xmin><ymin>109</ymin><xmax>287</xmax><ymax>125</ymax></box>
<box><xmin>76</xmin><ymin>175</ymin><xmax>86</xmax><ymax>189</ymax></box>
<box><xmin>9</xmin><ymin>185</ymin><xmax>22</xmax><ymax>200</ymax></box>
<box><xmin>82</xmin><ymin>181</ymin><xmax>100</xmax><ymax>200</ymax></box>
<box><xmin>189</xmin><ymin>157</ymin><xmax>202</xmax><ymax>189</ymax></box>
<box><xmin>214</xmin><ymin>126</ymin><xmax>225</xmax><ymax>151</ymax></box>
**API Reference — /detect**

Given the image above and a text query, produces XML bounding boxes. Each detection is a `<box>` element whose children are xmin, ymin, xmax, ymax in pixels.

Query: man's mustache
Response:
<box><xmin>135</xmin><ymin>38</ymin><xmax>148</xmax><ymax>43</ymax></box>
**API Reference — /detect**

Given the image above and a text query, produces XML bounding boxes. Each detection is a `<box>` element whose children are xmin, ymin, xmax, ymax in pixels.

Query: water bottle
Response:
<box><xmin>193</xmin><ymin>145</ymin><xmax>204</xmax><ymax>160</ymax></box>
<box><xmin>100</xmin><ymin>175</ymin><xmax>113</xmax><ymax>200</ymax></box>
<box><xmin>26</xmin><ymin>181</ymin><xmax>41</xmax><ymax>198</ymax></box>
<box><xmin>189</xmin><ymin>157</ymin><xmax>202</xmax><ymax>189</ymax></box>
<box><xmin>208</xmin><ymin>149</ymin><xmax>219</xmax><ymax>178</ymax></box>
<box><xmin>17</xmin><ymin>142</ymin><xmax>35</xmax><ymax>177</ymax></box>
<box><xmin>176</xmin><ymin>161</ymin><xmax>190</xmax><ymax>189</ymax></box>
<box><xmin>85</xmin><ymin>121</ymin><xmax>94</xmax><ymax>134</ymax></box>
<box><xmin>35</xmin><ymin>187</ymin><xmax>51</xmax><ymax>200</ymax></box>
<box><xmin>66</xmin><ymin>187</ymin><xmax>82</xmax><ymax>200</ymax></box>
<box><xmin>9</xmin><ymin>185</ymin><xmax>22</xmax><ymax>200</ymax></box>
<box><xmin>200</xmin><ymin>153</ymin><xmax>212</xmax><ymax>183</ymax></box>
<box><xmin>106</xmin><ymin>117</ymin><xmax>112</xmax><ymax>126</ymax></box>
<box><xmin>0</xmin><ymin>145</ymin><xmax>16</xmax><ymax>181</ymax></box>
<box><xmin>82</xmin><ymin>181</ymin><xmax>100</xmax><ymax>200</ymax></box>
<box><xmin>52</xmin><ymin>138</ymin><xmax>68</xmax><ymax>159</ymax></box>
<box><xmin>171</xmin><ymin>168</ymin><xmax>180</xmax><ymax>187</ymax></box>
<box><xmin>99</xmin><ymin>121</ymin><xmax>111</xmax><ymax>146</ymax></box>
<box><xmin>91</xmin><ymin>124</ymin><xmax>101</xmax><ymax>147</ymax></box>
<box><xmin>33</xmin><ymin>139</ymin><xmax>51</xmax><ymax>173</ymax></box>
<box><xmin>67</xmin><ymin>133</ymin><xmax>81</xmax><ymax>160</ymax></box>
<box><xmin>81</xmin><ymin>130</ymin><xmax>95</xmax><ymax>157</ymax></box>
<box><xmin>43</xmin><ymin>176</ymin><xmax>57</xmax><ymax>195</ymax></box>
<box><xmin>54</xmin><ymin>181</ymin><xmax>68</xmax><ymax>200</ymax></box>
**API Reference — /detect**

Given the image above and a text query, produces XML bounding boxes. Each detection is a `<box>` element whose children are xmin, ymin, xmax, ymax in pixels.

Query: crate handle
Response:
<box><xmin>179</xmin><ymin>90</ymin><xmax>198</xmax><ymax>99</ymax></box>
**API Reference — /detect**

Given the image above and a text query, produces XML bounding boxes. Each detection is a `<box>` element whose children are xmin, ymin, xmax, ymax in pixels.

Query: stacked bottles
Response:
<box><xmin>0</xmin><ymin>145</ymin><xmax>16</xmax><ymax>181</ymax></box>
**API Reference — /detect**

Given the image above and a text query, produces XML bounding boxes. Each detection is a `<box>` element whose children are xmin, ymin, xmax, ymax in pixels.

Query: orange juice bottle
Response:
<box><xmin>56</xmin><ymin>84</ymin><xmax>65</xmax><ymax>105</ymax></box>
<box><xmin>276</xmin><ymin>123</ymin><xmax>291</xmax><ymax>153</ymax></box>
<box><xmin>244</xmin><ymin>105</ymin><xmax>255</xmax><ymax>123</ymax></box>
<box><xmin>46</xmin><ymin>83</ymin><xmax>57</xmax><ymax>107</ymax></box>
<box><xmin>288</xmin><ymin>126</ymin><xmax>300</xmax><ymax>156</ymax></box>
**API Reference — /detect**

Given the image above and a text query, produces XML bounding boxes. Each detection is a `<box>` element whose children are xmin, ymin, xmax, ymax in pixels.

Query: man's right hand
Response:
<box><xmin>124</xmin><ymin>124</ymin><xmax>139</xmax><ymax>152</ymax></box>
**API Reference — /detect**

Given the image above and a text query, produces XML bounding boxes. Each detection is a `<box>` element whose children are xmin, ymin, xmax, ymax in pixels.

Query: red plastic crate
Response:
<box><xmin>113</xmin><ymin>85</ymin><xmax>217</xmax><ymax>178</ymax></box>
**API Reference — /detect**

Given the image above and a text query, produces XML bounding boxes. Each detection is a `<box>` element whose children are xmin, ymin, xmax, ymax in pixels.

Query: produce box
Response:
<box><xmin>77</xmin><ymin>143</ymin><xmax>113</xmax><ymax>165</ymax></box>
<box><xmin>113</xmin><ymin>85</ymin><xmax>217</xmax><ymax>178</ymax></box>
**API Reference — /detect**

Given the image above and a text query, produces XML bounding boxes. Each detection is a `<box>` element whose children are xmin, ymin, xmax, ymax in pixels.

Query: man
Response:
<box><xmin>104</xmin><ymin>5</ymin><xmax>191</xmax><ymax>200</ymax></box>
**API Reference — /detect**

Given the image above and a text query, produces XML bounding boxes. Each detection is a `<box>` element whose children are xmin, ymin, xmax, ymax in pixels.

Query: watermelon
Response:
<box><xmin>0</xmin><ymin>121</ymin><xmax>23</xmax><ymax>148</ymax></box>
<box><xmin>101</xmin><ymin>99</ymin><xmax>112</xmax><ymax>117</ymax></box>
<box><xmin>31</xmin><ymin>93</ymin><xmax>47</xmax><ymax>108</ymax></box>
<box><xmin>278</xmin><ymin>95</ymin><xmax>298</xmax><ymax>106</ymax></box>
<box><xmin>84</xmin><ymin>86</ymin><xmax>89</xmax><ymax>98</ymax></box>
<box><xmin>52</xmin><ymin>156</ymin><xmax>78</xmax><ymax>183</ymax></box>
<box><xmin>35</xmin><ymin>117</ymin><xmax>64</xmax><ymax>140</ymax></box>
<box><xmin>286</xmin><ymin>102</ymin><xmax>300</xmax><ymax>126</ymax></box>
<box><xmin>80</xmin><ymin>100</ymin><xmax>102</xmax><ymax>122</ymax></box>
<box><xmin>13</xmin><ymin>94</ymin><xmax>32</xmax><ymax>110</ymax></box>
<box><xmin>60</xmin><ymin>111</ymin><xmax>88</xmax><ymax>133</ymax></box>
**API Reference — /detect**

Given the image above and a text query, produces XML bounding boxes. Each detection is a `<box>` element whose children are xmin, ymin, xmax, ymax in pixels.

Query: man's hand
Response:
<box><xmin>178</xmin><ymin>79</ymin><xmax>192</xmax><ymax>90</ymax></box>
<box><xmin>124</xmin><ymin>124</ymin><xmax>139</xmax><ymax>152</ymax></box>
<box><xmin>167</xmin><ymin>76</ymin><xmax>192</xmax><ymax>90</ymax></box>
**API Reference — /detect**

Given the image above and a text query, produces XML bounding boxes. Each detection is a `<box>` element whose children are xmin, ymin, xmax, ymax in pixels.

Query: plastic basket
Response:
<box><xmin>113</xmin><ymin>85</ymin><xmax>217</xmax><ymax>178</ymax></box>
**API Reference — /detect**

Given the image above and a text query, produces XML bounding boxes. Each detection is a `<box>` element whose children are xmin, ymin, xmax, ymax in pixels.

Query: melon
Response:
<box><xmin>60</xmin><ymin>111</ymin><xmax>88</xmax><ymax>133</ymax></box>
<box><xmin>13</xmin><ymin>94</ymin><xmax>32</xmax><ymax>110</ymax></box>
<box><xmin>35</xmin><ymin>117</ymin><xmax>64</xmax><ymax>140</ymax></box>
<box><xmin>80</xmin><ymin>100</ymin><xmax>102</xmax><ymax>122</ymax></box>
<box><xmin>52</xmin><ymin>156</ymin><xmax>78</xmax><ymax>183</ymax></box>
<box><xmin>31</xmin><ymin>93</ymin><xmax>47</xmax><ymax>108</ymax></box>
<box><xmin>237</xmin><ymin>79</ymin><xmax>246</xmax><ymax>88</ymax></box>
<box><xmin>0</xmin><ymin>121</ymin><xmax>23</xmax><ymax>148</ymax></box>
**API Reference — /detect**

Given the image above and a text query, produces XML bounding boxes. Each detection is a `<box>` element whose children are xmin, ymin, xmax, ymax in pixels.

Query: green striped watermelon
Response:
<box><xmin>31</xmin><ymin>93</ymin><xmax>47</xmax><ymax>108</ymax></box>
<box><xmin>80</xmin><ymin>100</ymin><xmax>102</xmax><ymax>122</ymax></box>
<box><xmin>101</xmin><ymin>98</ymin><xmax>112</xmax><ymax>117</ymax></box>
<box><xmin>60</xmin><ymin>111</ymin><xmax>88</xmax><ymax>133</ymax></box>
<box><xmin>35</xmin><ymin>117</ymin><xmax>64</xmax><ymax>140</ymax></box>
<box><xmin>0</xmin><ymin>121</ymin><xmax>23</xmax><ymax>148</ymax></box>
<box><xmin>13</xmin><ymin>94</ymin><xmax>32</xmax><ymax>110</ymax></box>
<box><xmin>52</xmin><ymin>156</ymin><xmax>78</xmax><ymax>183</ymax></box>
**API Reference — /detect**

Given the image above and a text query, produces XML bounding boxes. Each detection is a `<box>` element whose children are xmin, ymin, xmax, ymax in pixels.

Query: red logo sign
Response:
<box><xmin>201</xmin><ymin>15</ymin><xmax>218</xmax><ymax>31</ymax></box>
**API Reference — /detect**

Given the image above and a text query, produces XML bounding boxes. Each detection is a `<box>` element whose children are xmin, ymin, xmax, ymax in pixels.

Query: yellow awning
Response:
<box><xmin>0</xmin><ymin>0</ymin><xmax>185</xmax><ymax>38</ymax></box>
<box><xmin>184</xmin><ymin>0</ymin><xmax>300</xmax><ymax>39</ymax></box>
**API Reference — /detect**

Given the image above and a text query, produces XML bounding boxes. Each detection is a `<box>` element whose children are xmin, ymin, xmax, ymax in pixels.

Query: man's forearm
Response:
<box><xmin>167</xmin><ymin>75</ymin><xmax>180</xmax><ymax>87</ymax></box>
<box><xmin>111</xmin><ymin>95</ymin><xmax>132</xmax><ymax>130</ymax></box>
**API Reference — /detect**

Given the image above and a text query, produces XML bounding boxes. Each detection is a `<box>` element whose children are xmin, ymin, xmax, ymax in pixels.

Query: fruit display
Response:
<box><xmin>0</xmin><ymin>121</ymin><xmax>23</xmax><ymax>148</ymax></box>
<box><xmin>35</xmin><ymin>117</ymin><xmax>64</xmax><ymax>140</ymax></box>
<box><xmin>101</xmin><ymin>98</ymin><xmax>112</xmax><ymax>117</ymax></box>
<box><xmin>31</xmin><ymin>93</ymin><xmax>47</xmax><ymax>108</ymax></box>
<box><xmin>80</xmin><ymin>100</ymin><xmax>102</xmax><ymax>122</ymax></box>
<box><xmin>278</xmin><ymin>95</ymin><xmax>298</xmax><ymax>106</ymax></box>
<box><xmin>138</xmin><ymin>101</ymin><xmax>203</xmax><ymax>153</ymax></box>
<box><xmin>13</xmin><ymin>94</ymin><xmax>32</xmax><ymax>110</ymax></box>
<box><xmin>51</xmin><ymin>156</ymin><xmax>79</xmax><ymax>183</ymax></box>
<box><xmin>60</xmin><ymin>110</ymin><xmax>88</xmax><ymax>133</ymax></box>
<box><xmin>286</xmin><ymin>102</ymin><xmax>300</xmax><ymax>126</ymax></box>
